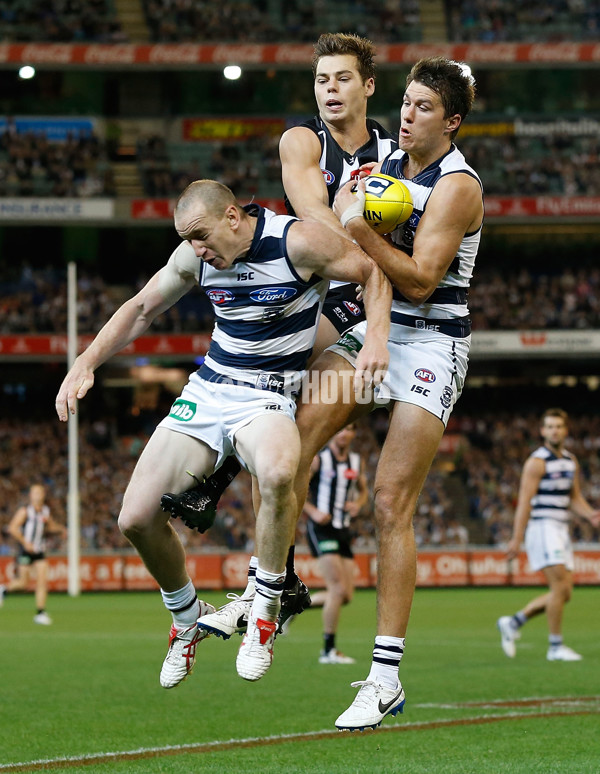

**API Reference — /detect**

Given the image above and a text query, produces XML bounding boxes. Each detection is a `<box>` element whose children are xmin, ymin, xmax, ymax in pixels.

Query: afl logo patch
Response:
<box><xmin>343</xmin><ymin>301</ymin><xmax>362</xmax><ymax>316</ymax></box>
<box><xmin>414</xmin><ymin>368</ymin><xmax>436</xmax><ymax>383</ymax></box>
<box><xmin>250</xmin><ymin>286</ymin><xmax>297</xmax><ymax>303</ymax></box>
<box><xmin>322</xmin><ymin>169</ymin><xmax>335</xmax><ymax>185</ymax></box>
<box><xmin>207</xmin><ymin>289</ymin><xmax>234</xmax><ymax>305</ymax></box>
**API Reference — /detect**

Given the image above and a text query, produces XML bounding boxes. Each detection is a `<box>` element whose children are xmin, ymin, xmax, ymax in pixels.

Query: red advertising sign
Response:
<box><xmin>1</xmin><ymin>43</ymin><xmax>600</xmax><ymax>67</ymax></box>
<box><xmin>1</xmin><ymin>549</ymin><xmax>598</xmax><ymax>592</ymax></box>
<box><xmin>0</xmin><ymin>334</ymin><xmax>211</xmax><ymax>358</ymax></box>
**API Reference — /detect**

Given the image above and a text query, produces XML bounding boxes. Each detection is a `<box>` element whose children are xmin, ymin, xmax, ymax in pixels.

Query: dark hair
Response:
<box><xmin>312</xmin><ymin>32</ymin><xmax>376</xmax><ymax>83</ymax></box>
<box><xmin>407</xmin><ymin>57</ymin><xmax>476</xmax><ymax>139</ymax></box>
<box><xmin>542</xmin><ymin>407</ymin><xmax>569</xmax><ymax>425</ymax></box>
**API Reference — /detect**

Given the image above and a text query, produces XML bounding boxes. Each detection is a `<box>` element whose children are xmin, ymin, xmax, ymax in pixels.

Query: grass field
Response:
<box><xmin>1</xmin><ymin>586</ymin><xmax>599</xmax><ymax>773</ymax></box>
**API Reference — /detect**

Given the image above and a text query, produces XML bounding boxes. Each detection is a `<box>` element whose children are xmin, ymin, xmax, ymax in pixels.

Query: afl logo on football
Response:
<box><xmin>414</xmin><ymin>368</ymin><xmax>436</xmax><ymax>383</ymax></box>
<box><xmin>343</xmin><ymin>301</ymin><xmax>361</xmax><ymax>316</ymax></box>
<box><xmin>322</xmin><ymin>169</ymin><xmax>335</xmax><ymax>185</ymax></box>
<box><xmin>250</xmin><ymin>286</ymin><xmax>297</xmax><ymax>304</ymax></box>
<box><xmin>207</xmin><ymin>289</ymin><xmax>234</xmax><ymax>305</ymax></box>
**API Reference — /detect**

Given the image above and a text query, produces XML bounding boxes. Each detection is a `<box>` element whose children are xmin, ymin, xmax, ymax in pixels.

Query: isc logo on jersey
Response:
<box><xmin>322</xmin><ymin>169</ymin><xmax>335</xmax><ymax>185</ymax></box>
<box><xmin>250</xmin><ymin>287</ymin><xmax>297</xmax><ymax>304</ymax></box>
<box><xmin>414</xmin><ymin>368</ymin><xmax>436</xmax><ymax>383</ymax></box>
<box><xmin>207</xmin><ymin>289</ymin><xmax>234</xmax><ymax>305</ymax></box>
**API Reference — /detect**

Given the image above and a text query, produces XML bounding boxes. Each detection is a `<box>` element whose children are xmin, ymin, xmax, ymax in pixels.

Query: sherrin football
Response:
<box><xmin>363</xmin><ymin>173</ymin><xmax>413</xmax><ymax>234</ymax></box>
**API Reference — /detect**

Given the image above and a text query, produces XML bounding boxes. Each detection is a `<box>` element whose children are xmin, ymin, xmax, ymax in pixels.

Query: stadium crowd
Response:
<box><xmin>2</xmin><ymin>0</ymin><xmax>598</xmax><ymax>45</ymax></box>
<box><xmin>446</xmin><ymin>0</ymin><xmax>600</xmax><ymax>42</ymax></box>
<box><xmin>1</xmin><ymin>122</ymin><xmax>598</xmax><ymax>201</ymax></box>
<box><xmin>0</xmin><ymin>413</ymin><xmax>468</xmax><ymax>558</ymax></box>
<box><xmin>458</xmin><ymin>133</ymin><xmax>600</xmax><ymax>197</ymax></box>
<box><xmin>141</xmin><ymin>0</ymin><xmax>421</xmax><ymax>44</ymax></box>
<box><xmin>134</xmin><ymin>131</ymin><xmax>600</xmax><ymax>200</ymax></box>
<box><xmin>3</xmin><ymin>265</ymin><xmax>600</xmax><ymax>335</ymax></box>
<box><xmin>0</xmin><ymin>0</ymin><xmax>127</xmax><ymax>43</ymax></box>
<box><xmin>1</xmin><ymin>408</ymin><xmax>598</xmax><ymax>557</ymax></box>
<box><xmin>0</xmin><ymin>129</ymin><xmax>115</xmax><ymax>198</ymax></box>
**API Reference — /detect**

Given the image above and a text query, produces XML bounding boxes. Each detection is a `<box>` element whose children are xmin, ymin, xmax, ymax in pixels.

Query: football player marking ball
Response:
<box><xmin>363</xmin><ymin>173</ymin><xmax>413</xmax><ymax>234</ymax></box>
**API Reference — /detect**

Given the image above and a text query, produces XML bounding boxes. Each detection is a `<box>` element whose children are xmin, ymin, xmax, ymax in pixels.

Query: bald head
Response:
<box><xmin>174</xmin><ymin>179</ymin><xmax>243</xmax><ymax>240</ymax></box>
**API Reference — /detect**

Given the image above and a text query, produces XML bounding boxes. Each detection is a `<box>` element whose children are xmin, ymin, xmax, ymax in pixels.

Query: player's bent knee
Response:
<box><xmin>258</xmin><ymin>463</ymin><xmax>297</xmax><ymax>497</ymax></box>
<box><xmin>373</xmin><ymin>488</ymin><xmax>413</xmax><ymax>529</ymax></box>
<box><xmin>118</xmin><ymin>509</ymin><xmax>157</xmax><ymax>539</ymax></box>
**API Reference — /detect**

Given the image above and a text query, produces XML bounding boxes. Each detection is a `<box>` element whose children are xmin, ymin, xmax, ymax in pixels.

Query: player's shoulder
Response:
<box><xmin>168</xmin><ymin>240</ymin><xmax>199</xmax><ymax>274</ymax></box>
<box><xmin>531</xmin><ymin>446</ymin><xmax>551</xmax><ymax>461</ymax></box>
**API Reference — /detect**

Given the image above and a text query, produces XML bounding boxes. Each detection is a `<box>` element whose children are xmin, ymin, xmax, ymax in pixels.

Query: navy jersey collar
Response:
<box><xmin>236</xmin><ymin>203</ymin><xmax>265</xmax><ymax>264</ymax></box>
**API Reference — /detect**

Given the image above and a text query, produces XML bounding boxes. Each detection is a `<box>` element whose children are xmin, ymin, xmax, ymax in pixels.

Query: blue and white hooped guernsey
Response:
<box><xmin>380</xmin><ymin>144</ymin><xmax>483</xmax><ymax>341</ymax></box>
<box><xmin>198</xmin><ymin>204</ymin><xmax>328</xmax><ymax>393</ymax></box>
<box><xmin>529</xmin><ymin>446</ymin><xmax>576</xmax><ymax>524</ymax></box>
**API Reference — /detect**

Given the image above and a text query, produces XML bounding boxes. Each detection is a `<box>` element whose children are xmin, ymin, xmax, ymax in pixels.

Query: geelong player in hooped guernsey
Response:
<box><xmin>381</xmin><ymin>143</ymin><xmax>480</xmax><ymax>347</ymax></box>
<box><xmin>291</xmin><ymin>57</ymin><xmax>484</xmax><ymax>730</ymax></box>
<box><xmin>196</xmin><ymin>203</ymin><xmax>328</xmax><ymax>394</ymax></box>
<box><xmin>55</xmin><ymin>179</ymin><xmax>390</xmax><ymax>690</ymax></box>
<box><xmin>498</xmin><ymin>408</ymin><xmax>600</xmax><ymax>662</ymax></box>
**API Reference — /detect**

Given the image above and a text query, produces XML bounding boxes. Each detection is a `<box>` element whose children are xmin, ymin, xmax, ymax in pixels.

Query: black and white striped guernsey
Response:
<box><xmin>21</xmin><ymin>503</ymin><xmax>50</xmax><ymax>553</ymax></box>
<box><xmin>197</xmin><ymin>204</ymin><xmax>328</xmax><ymax>392</ymax></box>
<box><xmin>529</xmin><ymin>445</ymin><xmax>576</xmax><ymax>524</ymax></box>
<box><xmin>309</xmin><ymin>446</ymin><xmax>361</xmax><ymax>530</ymax></box>
<box><xmin>284</xmin><ymin>116</ymin><xmax>397</xmax><ymax>214</ymax></box>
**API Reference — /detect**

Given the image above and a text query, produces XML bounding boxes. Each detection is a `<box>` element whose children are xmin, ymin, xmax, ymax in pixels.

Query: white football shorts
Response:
<box><xmin>158</xmin><ymin>371</ymin><xmax>297</xmax><ymax>469</ymax></box>
<box><xmin>328</xmin><ymin>320</ymin><xmax>470</xmax><ymax>426</ymax></box>
<box><xmin>525</xmin><ymin>518</ymin><xmax>574</xmax><ymax>572</ymax></box>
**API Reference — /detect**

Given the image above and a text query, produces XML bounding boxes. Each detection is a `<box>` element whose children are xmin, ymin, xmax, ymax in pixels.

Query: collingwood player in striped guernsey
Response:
<box><xmin>280</xmin><ymin>32</ymin><xmax>397</xmax><ymax>355</ymax></box>
<box><xmin>0</xmin><ymin>484</ymin><xmax>66</xmax><ymax>625</ymax></box>
<box><xmin>497</xmin><ymin>409</ymin><xmax>600</xmax><ymax>662</ymax></box>
<box><xmin>55</xmin><ymin>179</ymin><xmax>390</xmax><ymax>689</ymax></box>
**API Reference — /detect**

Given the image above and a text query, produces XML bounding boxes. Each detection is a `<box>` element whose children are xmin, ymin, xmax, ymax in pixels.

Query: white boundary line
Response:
<box><xmin>2</xmin><ymin>700</ymin><xmax>600</xmax><ymax>771</ymax></box>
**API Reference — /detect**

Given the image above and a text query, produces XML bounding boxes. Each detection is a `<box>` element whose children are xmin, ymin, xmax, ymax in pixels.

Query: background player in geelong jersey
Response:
<box><xmin>161</xmin><ymin>32</ymin><xmax>396</xmax><ymax>548</ymax></box>
<box><xmin>0</xmin><ymin>483</ymin><xmax>66</xmax><ymax>625</ymax></box>
<box><xmin>55</xmin><ymin>179</ymin><xmax>390</xmax><ymax>688</ymax></box>
<box><xmin>497</xmin><ymin>408</ymin><xmax>600</xmax><ymax>662</ymax></box>
<box><xmin>289</xmin><ymin>56</ymin><xmax>483</xmax><ymax>730</ymax></box>
<box><xmin>301</xmin><ymin>422</ymin><xmax>367</xmax><ymax>664</ymax></box>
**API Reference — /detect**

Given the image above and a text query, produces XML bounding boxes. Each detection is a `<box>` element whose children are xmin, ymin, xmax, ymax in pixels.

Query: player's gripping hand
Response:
<box><xmin>354</xmin><ymin>340</ymin><xmax>389</xmax><ymax>397</ymax></box>
<box><xmin>335</xmin><ymin>178</ymin><xmax>366</xmax><ymax>228</ymax></box>
<box><xmin>55</xmin><ymin>357</ymin><xmax>95</xmax><ymax>421</ymax></box>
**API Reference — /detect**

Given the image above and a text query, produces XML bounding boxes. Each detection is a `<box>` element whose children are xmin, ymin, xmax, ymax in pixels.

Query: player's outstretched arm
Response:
<box><xmin>55</xmin><ymin>250</ymin><xmax>197</xmax><ymax>421</ymax></box>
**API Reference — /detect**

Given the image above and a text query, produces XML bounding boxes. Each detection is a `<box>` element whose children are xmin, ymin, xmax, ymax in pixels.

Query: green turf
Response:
<box><xmin>1</xmin><ymin>587</ymin><xmax>599</xmax><ymax>773</ymax></box>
